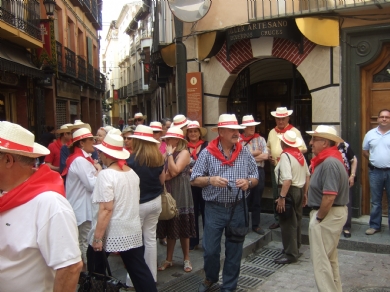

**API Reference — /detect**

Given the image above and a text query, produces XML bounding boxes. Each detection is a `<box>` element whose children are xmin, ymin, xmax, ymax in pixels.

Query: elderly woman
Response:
<box><xmin>186</xmin><ymin>121</ymin><xmax>208</xmax><ymax>250</ymax></box>
<box><xmin>160</xmin><ymin>118</ymin><xmax>172</xmax><ymax>137</ymax></box>
<box><xmin>62</xmin><ymin>128</ymin><xmax>102</xmax><ymax>271</ymax></box>
<box><xmin>122</xmin><ymin>126</ymin><xmax>135</xmax><ymax>154</ymax></box>
<box><xmin>87</xmin><ymin>130</ymin><xmax>157</xmax><ymax>292</ymax></box>
<box><xmin>95</xmin><ymin>126</ymin><xmax>114</xmax><ymax>145</ymax></box>
<box><xmin>157</xmin><ymin>127</ymin><xmax>196</xmax><ymax>273</ymax></box>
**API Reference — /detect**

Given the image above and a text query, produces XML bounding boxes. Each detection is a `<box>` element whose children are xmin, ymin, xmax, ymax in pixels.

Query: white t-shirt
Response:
<box><xmin>88</xmin><ymin>169</ymin><xmax>143</xmax><ymax>252</ymax></box>
<box><xmin>0</xmin><ymin>191</ymin><xmax>81</xmax><ymax>292</ymax></box>
<box><xmin>275</xmin><ymin>152</ymin><xmax>310</xmax><ymax>188</ymax></box>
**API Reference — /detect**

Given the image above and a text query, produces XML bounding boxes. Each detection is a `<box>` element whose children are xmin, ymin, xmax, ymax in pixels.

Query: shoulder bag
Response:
<box><xmin>225</xmin><ymin>189</ymin><xmax>249</xmax><ymax>243</ymax></box>
<box><xmin>159</xmin><ymin>184</ymin><xmax>179</xmax><ymax>220</ymax></box>
<box><xmin>274</xmin><ymin>153</ymin><xmax>294</xmax><ymax>219</ymax></box>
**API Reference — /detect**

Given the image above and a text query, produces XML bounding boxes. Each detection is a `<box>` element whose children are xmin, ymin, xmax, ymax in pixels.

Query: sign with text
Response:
<box><xmin>186</xmin><ymin>72</ymin><xmax>203</xmax><ymax>126</ymax></box>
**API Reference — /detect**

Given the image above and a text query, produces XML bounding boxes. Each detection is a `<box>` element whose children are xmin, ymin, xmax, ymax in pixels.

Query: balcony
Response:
<box><xmin>69</xmin><ymin>0</ymin><xmax>83</xmax><ymax>7</ymax></box>
<box><xmin>77</xmin><ymin>56</ymin><xmax>87</xmax><ymax>82</ymax></box>
<box><xmin>83</xmin><ymin>0</ymin><xmax>91</xmax><ymax>11</ymax></box>
<box><xmin>85</xmin><ymin>0</ymin><xmax>99</xmax><ymax>24</ymax></box>
<box><xmin>133</xmin><ymin>80</ymin><xmax>138</xmax><ymax>95</ymax></box>
<box><xmin>87</xmin><ymin>63</ymin><xmax>94</xmax><ymax>86</ymax></box>
<box><xmin>56</xmin><ymin>42</ymin><xmax>63</xmax><ymax>72</ymax></box>
<box><xmin>99</xmin><ymin>73</ymin><xmax>106</xmax><ymax>91</ymax></box>
<box><xmin>131</xmin><ymin>45</ymin><xmax>136</xmax><ymax>56</ymax></box>
<box><xmin>94</xmin><ymin>68</ymin><xmax>100</xmax><ymax>88</ymax></box>
<box><xmin>127</xmin><ymin>83</ymin><xmax>133</xmax><ymax>96</ymax></box>
<box><xmin>65</xmin><ymin>47</ymin><xmax>76</xmax><ymax>77</ymax></box>
<box><xmin>249</xmin><ymin>0</ymin><xmax>388</xmax><ymax>20</ymax></box>
<box><xmin>141</xmin><ymin>30</ymin><xmax>152</xmax><ymax>39</ymax></box>
<box><xmin>0</xmin><ymin>0</ymin><xmax>41</xmax><ymax>41</ymax></box>
<box><xmin>93</xmin><ymin>8</ymin><xmax>103</xmax><ymax>30</ymax></box>
<box><xmin>119</xmin><ymin>86</ymin><xmax>127</xmax><ymax>99</ymax></box>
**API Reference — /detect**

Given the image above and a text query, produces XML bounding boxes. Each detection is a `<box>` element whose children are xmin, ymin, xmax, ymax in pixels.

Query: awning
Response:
<box><xmin>0</xmin><ymin>41</ymin><xmax>45</xmax><ymax>78</ymax></box>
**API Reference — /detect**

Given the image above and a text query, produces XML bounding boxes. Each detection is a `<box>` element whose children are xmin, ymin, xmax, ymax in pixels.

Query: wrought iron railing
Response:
<box><xmin>127</xmin><ymin>83</ymin><xmax>133</xmax><ymax>96</ymax></box>
<box><xmin>133</xmin><ymin>80</ymin><xmax>138</xmax><ymax>95</ymax></box>
<box><xmin>87</xmin><ymin>63</ymin><xmax>94</xmax><ymax>85</ymax></box>
<box><xmin>98</xmin><ymin>9</ymin><xmax>102</xmax><ymax>28</ymax></box>
<box><xmin>99</xmin><ymin>73</ymin><xmax>106</xmax><ymax>91</ymax></box>
<box><xmin>83</xmin><ymin>0</ymin><xmax>91</xmax><ymax>11</ymax></box>
<box><xmin>123</xmin><ymin>85</ymin><xmax>127</xmax><ymax>98</ymax></box>
<box><xmin>77</xmin><ymin>56</ymin><xmax>87</xmax><ymax>82</ymax></box>
<box><xmin>56</xmin><ymin>41</ymin><xmax>63</xmax><ymax>72</ymax></box>
<box><xmin>0</xmin><ymin>0</ymin><xmax>40</xmax><ymax>39</ymax></box>
<box><xmin>91</xmin><ymin>0</ymin><xmax>97</xmax><ymax>21</ymax></box>
<box><xmin>138</xmin><ymin>78</ymin><xmax>143</xmax><ymax>92</ymax></box>
<box><xmin>65</xmin><ymin>47</ymin><xmax>76</xmax><ymax>77</ymax></box>
<box><xmin>94</xmin><ymin>68</ymin><xmax>100</xmax><ymax>88</ymax></box>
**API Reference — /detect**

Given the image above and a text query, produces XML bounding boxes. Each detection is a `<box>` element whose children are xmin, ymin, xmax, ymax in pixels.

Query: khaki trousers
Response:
<box><xmin>309</xmin><ymin>206</ymin><xmax>347</xmax><ymax>292</ymax></box>
<box><xmin>78</xmin><ymin>220</ymin><xmax>91</xmax><ymax>264</ymax></box>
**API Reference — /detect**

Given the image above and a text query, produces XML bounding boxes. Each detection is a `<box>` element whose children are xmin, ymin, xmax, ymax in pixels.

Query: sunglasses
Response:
<box><xmin>124</xmin><ymin>137</ymin><xmax>133</xmax><ymax>140</ymax></box>
<box><xmin>135</xmin><ymin>118</ymin><xmax>143</xmax><ymax>122</ymax></box>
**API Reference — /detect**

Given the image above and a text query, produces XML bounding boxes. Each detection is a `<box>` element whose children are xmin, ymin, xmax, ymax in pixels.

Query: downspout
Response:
<box><xmin>174</xmin><ymin>16</ymin><xmax>187</xmax><ymax>114</ymax></box>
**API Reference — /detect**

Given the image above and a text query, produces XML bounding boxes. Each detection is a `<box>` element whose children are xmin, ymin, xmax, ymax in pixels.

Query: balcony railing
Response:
<box><xmin>131</xmin><ymin>45</ymin><xmax>136</xmax><ymax>56</ymax></box>
<box><xmin>94</xmin><ymin>68</ymin><xmax>101</xmax><ymax>89</ymax></box>
<box><xmin>77</xmin><ymin>56</ymin><xmax>87</xmax><ymax>82</ymax></box>
<box><xmin>127</xmin><ymin>83</ymin><xmax>133</xmax><ymax>96</ymax></box>
<box><xmin>56</xmin><ymin>41</ymin><xmax>63</xmax><ymax>72</ymax></box>
<box><xmin>138</xmin><ymin>78</ymin><xmax>143</xmax><ymax>92</ymax></box>
<box><xmin>87</xmin><ymin>63</ymin><xmax>94</xmax><ymax>85</ymax></box>
<box><xmin>65</xmin><ymin>47</ymin><xmax>76</xmax><ymax>77</ymax></box>
<box><xmin>141</xmin><ymin>30</ymin><xmax>152</xmax><ymax>39</ymax></box>
<box><xmin>99</xmin><ymin>73</ymin><xmax>106</xmax><ymax>91</ymax></box>
<box><xmin>133</xmin><ymin>80</ymin><xmax>138</xmax><ymax>95</ymax></box>
<box><xmin>249</xmin><ymin>0</ymin><xmax>389</xmax><ymax>20</ymax></box>
<box><xmin>83</xmin><ymin>0</ymin><xmax>91</xmax><ymax>11</ymax></box>
<box><xmin>0</xmin><ymin>0</ymin><xmax>40</xmax><ymax>40</ymax></box>
<box><xmin>91</xmin><ymin>0</ymin><xmax>97</xmax><ymax>20</ymax></box>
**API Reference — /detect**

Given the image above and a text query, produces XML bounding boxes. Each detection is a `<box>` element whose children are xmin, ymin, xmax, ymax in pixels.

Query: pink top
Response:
<box><xmin>159</xmin><ymin>141</ymin><xmax>167</xmax><ymax>154</ymax></box>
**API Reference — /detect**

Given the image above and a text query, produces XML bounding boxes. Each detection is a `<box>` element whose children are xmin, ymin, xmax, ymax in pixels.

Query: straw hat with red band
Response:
<box><xmin>94</xmin><ymin>131</ymin><xmax>130</xmax><ymax>160</ymax></box>
<box><xmin>161</xmin><ymin>127</ymin><xmax>187</xmax><ymax>142</ymax></box>
<box><xmin>186</xmin><ymin>120</ymin><xmax>207</xmax><ymax>137</ymax></box>
<box><xmin>0</xmin><ymin>121</ymin><xmax>49</xmax><ymax>158</ymax></box>
<box><xmin>277</xmin><ymin>130</ymin><xmax>302</xmax><ymax>148</ymax></box>
<box><xmin>134</xmin><ymin>112</ymin><xmax>147</xmax><ymax>120</ymax></box>
<box><xmin>70</xmin><ymin>128</ymin><xmax>96</xmax><ymax>145</ymax></box>
<box><xmin>171</xmin><ymin>114</ymin><xmax>190</xmax><ymax>128</ymax></box>
<box><xmin>306</xmin><ymin>125</ymin><xmax>344</xmax><ymax>143</ymax></box>
<box><xmin>240</xmin><ymin>115</ymin><xmax>260</xmax><ymax>126</ymax></box>
<box><xmin>150</xmin><ymin>121</ymin><xmax>163</xmax><ymax>132</ymax></box>
<box><xmin>131</xmin><ymin>125</ymin><xmax>160</xmax><ymax>143</ymax></box>
<box><xmin>211</xmin><ymin>114</ymin><xmax>246</xmax><ymax>132</ymax></box>
<box><xmin>270</xmin><ymin>107</ymin><xmax>293</xmax><ymax>118</ymax></box>
<box><xmin>68</xmin><ymin>120</ymin><xmax>91</xmax><ymax>131</ymax></box>
<box><xmin>56</xmin><ymin>123</ymin><xmax>73</xmax><ymax>134</ymax></box>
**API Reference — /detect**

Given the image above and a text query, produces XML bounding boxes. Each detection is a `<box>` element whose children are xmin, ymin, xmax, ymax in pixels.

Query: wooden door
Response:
<box><xmin>361</xmin><ymin>43</ymin><xmax>390</xmax><ymax>215</ymax></box>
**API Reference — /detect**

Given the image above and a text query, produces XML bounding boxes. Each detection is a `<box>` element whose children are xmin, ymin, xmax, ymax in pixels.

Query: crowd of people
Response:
<box><xmin>2</xmin><ymin>108</ymin><xmax>390</xmax><ymax>292</ymax></box>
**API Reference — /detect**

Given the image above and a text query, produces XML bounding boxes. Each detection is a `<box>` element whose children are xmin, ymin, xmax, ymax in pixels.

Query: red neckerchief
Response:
<box><xmin>283</xmin><ymin>147</ymin><xmax>304</xmax><ymax>166</ymax></box>
<box><xmin>61</xmin><ymin>147</ymin><xmax>94</xmax><ymax>176</ymax></box>
<box><xmin>310</xmin><ymin>146</ymin><xmax>346</xmax><ymax>173</ymax></box>
<box><xmin>125</xmin><ymin>147</ymin><xmax>132</xmax><ymax>154</ymax></box>
<box><xmin>0</xmin><ymin>164</ymin><xmax>65</xmax><ymax>213</ymax></box>
<box><xmin>188</xmin><ymin>140</ymin><xmax>205</xmax><ymax>160</ymax></box>
<box><xmin>206</xmin><ymin>137</ymin><xmax>242</xmax><ymax>166</ymax></box>
<box><xmin>240</xmin><ymin>133</ymin><xmax>260</xmax><ymax>143</ymax></box>
<box><xmin>274</xmin><ymin>124</ymin><xmax>294</xmax><ymax>134</ymax></box>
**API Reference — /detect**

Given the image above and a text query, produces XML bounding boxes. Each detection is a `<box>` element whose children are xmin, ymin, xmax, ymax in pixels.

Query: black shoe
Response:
<box><xmin>343</xmin><ymin>230</ymin><xmax>351</xmax><ymax>238</ymax></box>
<box><xmin>189</xmin><ymin>244</ymin><xmax>199</xmax><ymax>251</ymax></box>
<box><xmin>274</xmin><ymin>257</ymin><xmax>297</xmax><ymax>264</ymax></box>
<box><xmin>269</xmin><ymin>223</ymin><xmax>280</xmax><ymax>229</ymax></box>
<box><xmin>198</xmin><ymin>279</ymin><xmax>214</xmax><ymax>292</ymax></box>
<box><xmin>252</xmin><ymin>227</ymin><xmax>265</xmax><ymax>235</ymax></box>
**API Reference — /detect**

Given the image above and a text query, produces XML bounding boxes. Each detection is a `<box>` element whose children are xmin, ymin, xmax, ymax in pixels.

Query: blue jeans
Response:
<box><xmin>368</xmin><ymin>168</ymin><xmax>390</xmax><ymax>230</ymax></box>
<box><xmin>203</xmin><ymin>201</ymin><xmax>245</xmax><ymax>292</ymax></box>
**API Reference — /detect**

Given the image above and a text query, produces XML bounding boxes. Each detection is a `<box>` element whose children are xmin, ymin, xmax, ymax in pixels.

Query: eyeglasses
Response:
<box><xmin>124</xmin><ymin>137</ymin><xmax>133</xmax><ymax>140</ymax></box>
<box><xmin>378</xmin><ymin>116</ymin><xmax>390</xmax><ymax>119</ymax></box>
<box><xmin>135</xmin><ymin>118</ymin><xmax>143</xmax><ymax>122</ymax></box>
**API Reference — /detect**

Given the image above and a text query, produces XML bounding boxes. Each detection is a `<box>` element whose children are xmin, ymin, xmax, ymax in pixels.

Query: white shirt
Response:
<box><xmin>275</xmin><ymin>153</ymin><xmax>310</xmax><ymax>188</ymax></box>
<box><xmin>88</xmin><ymin>169</ymin><xmax>143</xmax><ymax>252</ymax></box>
<box><xmin>0</xmin><ymin>191</ymin><xmax>81</xmax><ymax>292</ymax></box>
<box><xmin>65</xmin><ymin>150</ymin><xmax>97</xmax><ymax>225</ymax></box>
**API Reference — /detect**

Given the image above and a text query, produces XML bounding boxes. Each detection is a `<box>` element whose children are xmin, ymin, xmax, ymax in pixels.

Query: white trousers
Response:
<box><xmin>78</xmin><ymin>220</ymin><xmax>91</xmax><ymax>264</ymax></box>
<box><xmin>126</xmin><ymin>195</ymin><xmax>162</xmax><ymax>286</ymax></box>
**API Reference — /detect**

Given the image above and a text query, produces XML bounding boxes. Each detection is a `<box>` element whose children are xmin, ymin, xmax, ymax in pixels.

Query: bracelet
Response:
<box><xmin>207</xmin><ymin>176</ymin><xmax>211</xmax><ymax>185</ymax></box>
<box><xmin>316</xmin><ymin>216</ymin><xmax>323</xmax><ymax>222</ymax></box>
<box><xmin>279</xmin><ymin>195</ymin><xmax>285</xmax><ymax>199</ymax></box>
<box><xmin>167</xmin><ymin>152</ymin><xmax>173</xmax><ymax>157</ymax></box>
<box><xmin>94</xmin><ymin>238</ymin><xmax>103</xmax><ymax>243</ymax></box>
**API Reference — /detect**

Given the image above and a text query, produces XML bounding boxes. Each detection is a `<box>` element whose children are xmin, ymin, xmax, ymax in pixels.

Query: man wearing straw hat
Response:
<box><xmin>134</xmin><ymin>112</ymin><xmax>147</xmax><ymax>126</ymax></box>
<box><xmin>267</xmin><ymin>107</ymin><xmax>307</xmax><ymax>230</ymax></box>
<box><xmin>45</xmin><ymin>123</ymin><xmax>73</xmax><ymax>172</ymax></box>
<box><xmin>191</xmin><ymin>114</ymin><xmax>258</xmax><ymax>292</ymax></box>
<box><xmin>306</xmin><ymin>125</ymin><xmax>349</xmax><ymax>292</ymax></box>
<box><xmin>0</xmin><ymin>121</ymin><xmax>82</xmax><ymax>291</ymax></box>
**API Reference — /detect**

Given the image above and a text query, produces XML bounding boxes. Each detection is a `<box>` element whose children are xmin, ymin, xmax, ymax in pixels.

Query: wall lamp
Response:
<box><xmin>43</xmin><ymin>0</ymin><xmax>56</xmax><ymax>17</ymax></box>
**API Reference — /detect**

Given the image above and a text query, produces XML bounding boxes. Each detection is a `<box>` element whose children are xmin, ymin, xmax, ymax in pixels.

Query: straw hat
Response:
<box><xmin>211</xmin><ymin>114</ymin><xmax>246</xmax><ymax>132</ymax></box>
<box><xmin>241</xmin><ymin>115</ymin><xmax>260</xmax><ymax>126</ymax></box>
<box><xmin>270</xmin><ymin>107</ymin><xmax>293</xmax><ymax>118</ymax></box>
<box><xmin>68</xmin><ymin>120</ymin><xmax>91</xmax><ymax>131</ymax></box>
<box><xmin>56</xmin><ymin>123</ymin><xmax>73</xmax><ymax>134</ymax></box>
<box><xmin>71</xmin><ymin>128</ymin><xmax>95</xmax><ymax>145</ymax></box>
<box><xmin>134</xmin><ymin>112</ymin><xmax>147</xmax><ymax>120</ymax></box>
<box><xmin>171</xmin><ymin>114</ymin><xmax>190</xmax><ymax>128</ymax></box>
<box><xmin>306</xmin><ymin>125</ymin><xmax>344</xmax><ymax>143</ymax></box>
<box><xmin>131</xmin><ymin>125</ymin><xmax>160</xmax><ymax>143</ymax></box>
<box><xmin>0</xmin><ymin>121</ymin><xmax>49</xmax><ymax>158</ymax></box>
<box><xmin>161</xmin><ymin>127</ymin><xmax>187</xmax><ymax>142</ymax></box>
<box><xmin>150</xmin><ymin>121</ymin><xmax>163</xmax><ymax>132</ymax></box>
<box><xmin>277</xmin><ymin>130</ymin><xmax>302</xmax><ymax>148</ymax></box>
<box><xmin>122</xmin><ymin>126</ymin><xmax>135</xmax><ymax>135</ymax></box>
<box><xmin>186</xmin><ymin>121</ymin><xmax>207</xmax><ymax>137</ymax></box>
<box><xmin>94</xmin><ymin>132</ymin><xmax>130</xmax><ymax>160</ymax></box>
<box><xmin>102</xmin><ymin>126</ymin><xmax>114</xmax><ymax>133</ymax></box>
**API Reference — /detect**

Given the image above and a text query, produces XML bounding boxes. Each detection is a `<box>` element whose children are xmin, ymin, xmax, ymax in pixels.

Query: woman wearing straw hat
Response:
<box><xmin>87</xmin><ymin>130</ymin><xmax>157</xmax><ymax>292</ymax></box>
<box><xmin>150</xmin><ymin>121</ymin><xmax>167</xmax><ymax>154</ymax></box>
<box><xmin>171</xmin><ymin>114</ymin><xmax>190</xmax><ymax>130</ymax></box>
<box><xmin>186</xmin><ymin>120</ymin><xmax>208</xmax><ymax>250</ymax></box>
<box><xmin>122</xmin><ymin>125</ymin><xmax>135</xmax><ymax>154</ymax></box>
<box><xmin>62</xmin><ymin>128</ymin><xmax>102</xmax><ymax>271</ymax></box>
<box><xmin>157</xmin><ymin>127</ymin><xmax>196</xmax><ymax>273</ymax></box>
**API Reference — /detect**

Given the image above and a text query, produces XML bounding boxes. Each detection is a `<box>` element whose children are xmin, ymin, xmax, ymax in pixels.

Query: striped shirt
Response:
<box><xmin>190</xmin><ymin>141</ymin><xmax>258</xmax><ymax>203</ymax></box>
<box><xmin>239</xmin><ymin>136</ymin><xmax>268</xmax><ymax>167</ymax></box>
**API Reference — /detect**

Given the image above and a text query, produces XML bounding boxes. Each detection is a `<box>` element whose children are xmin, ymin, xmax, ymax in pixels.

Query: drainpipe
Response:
<box><xmin>174</xmin><ymin>16</ymin><xmax>187</xmax><ymax>115</ymax></box>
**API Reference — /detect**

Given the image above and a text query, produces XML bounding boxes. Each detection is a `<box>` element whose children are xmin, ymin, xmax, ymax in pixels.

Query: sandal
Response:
<box><xmin>183</xmin><ymin>260</ymin><xmax>192</xmax><ymax>273</ymax></box>
<box><xmin>158</xmin><ymin>260</ymin><xmax>173</xmax><ymax>271</ymax></box>
<box><xmin>159</xmin><ymin>238</ymin><xmax>167</xmax><ymax>246</ymax></box>
<box><xmin>343</xmin><ymin>230</ymin><xmax>351</xmax><ymax>238</ymax></box>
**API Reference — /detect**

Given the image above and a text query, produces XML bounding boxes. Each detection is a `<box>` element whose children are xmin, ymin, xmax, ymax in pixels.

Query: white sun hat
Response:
<box><xmin>68</xmin><ymin>120</ymin><xmax>91</xmax><ymax>131</ymax></box>
<box><xmin>211</xmin><ymin>114</ymin><xmax>246</xmax><ymax>132</ymax></box>
<box><xmin>306</xmin><ymin>125</ymin><xmax>344</xmax><ymax>143</ymax></box>
<box><xmin>186</xmin><ymin>120</ymin><xmax>207</xmax><ymax>137</ymax></box>
<box><xmin>131</xmin><ymin>125</ymin><xmax>160</xmax><ymax>143</ymax></box>
<box><xmin>241</xmin><ymin>115</ymin><xmax>260</xmax><ymax>126</ymax></box>
<box><xmin>0</xmin><ymin>121</ymin><xmax>49</xmax><ymax>158</ymax></box>
<box><xmin>134</xmin><ymin>112</ymin><xmax>147</xmax><ymax>120</ymax></box>
<box><xmin>161</xmin><ymin>127</ymin><xmax>188</xmax><ymax>142</ymax></box>
<box><xmin>277</xmin><ymin>130</ymin><xmax>303</xmax><ymax>148</ymax></box>
<box><xmin>56</xmin><ymin>123</ymin><xmax>73</xmax><ymax>134</ymax></box>
<box><xmin>171</xmin><ymin>114</ymin><xmax>190</xmax><ymax>128</ymax></box>
<box><xmin>102</xmin><ymin>125</ymin><xmax>114</xmax><ymax>133</ymax></box>
<box><xmin>71</xmin><ymin>128</ymin><xmax>95</xmax><ymax>145</ymax></box>
<box><xmin>94</xmin><ymin>131</ymin><xmax>130</xmax><ymax>160</ymax></box>
<box><xmin>150</xmin><ymin>121</ymin><xmax>163</xmax><ymax>132</ymax></box>
<box><xmin>270</xmin><ymin>107</ymin><xmax>293</xmax><ymax>118</ymax></box>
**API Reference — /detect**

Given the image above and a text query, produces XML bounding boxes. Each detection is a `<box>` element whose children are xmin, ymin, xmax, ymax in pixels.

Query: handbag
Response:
<box><xmin>225</xmin><ymin>189</ymin><xmax>249</xmax><ymax>243</ymax></box>
<box><xmin>274</xmin><ymin>153</ymin><xmax>294</xmax><ymax>219</ymax></box>
<box><xmin>158</xmin><ymin>184</ymin><xmax>179</xmax><ymax>220</ymax></box>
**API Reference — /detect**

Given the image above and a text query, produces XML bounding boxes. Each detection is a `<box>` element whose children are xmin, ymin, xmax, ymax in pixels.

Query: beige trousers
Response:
<box><xmin>78</xmin><ymin>220</ymin><xmax>91</xmax><ymax>264</ymax></box>
<box><xmin>309</xmin><ymin>206</ymin><xmax>347</xmax><ymax>292</ymax></box>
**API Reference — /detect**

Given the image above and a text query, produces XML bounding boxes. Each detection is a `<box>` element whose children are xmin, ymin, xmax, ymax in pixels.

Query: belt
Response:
<box><xmin>210</xmin><ymin>200</ymin><xmax>241</xmax><ymax>208</ymax></box>
<box><xmin>311</xmin><ymin>204</ymin><xmax>345</xmax><ymax>210</ymax></box>
<box><xmin>368</xmin><ymin>163</ymin><xmax>390</xmax><ymax>171</ymax></box>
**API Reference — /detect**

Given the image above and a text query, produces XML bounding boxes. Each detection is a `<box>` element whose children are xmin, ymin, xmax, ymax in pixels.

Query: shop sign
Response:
<box><xmin>186</xmin><ymin>72</ymin><xmax>203</xmax><ymax>125</ymax></box>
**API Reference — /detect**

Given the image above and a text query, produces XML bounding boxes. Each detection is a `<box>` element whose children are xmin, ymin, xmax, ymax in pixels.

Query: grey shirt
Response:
<box><xmin>308</xmin><ymin>157</ymin><xmax>349</xmax><ymax>207</ymax></box>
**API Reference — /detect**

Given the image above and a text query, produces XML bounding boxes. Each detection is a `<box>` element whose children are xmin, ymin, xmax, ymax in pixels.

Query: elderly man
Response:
<box><xmin>306</xmin><ymin>125</ymin><xmax>349</xmax><ymax>292</ymax></box>
<box><xmin>134</xmin><ymin>112</ymin><xmax>146</xmax><ymax>126</ymax></box>
<box><xmin>267</xmin><ymin>107</ymin><xmax>307</xmax><ymax>229</ymax></box>
<box><xmin>363</xmin><ymin>109</ymin><xmax>390</xmax><ymax>235</ymax></box>
<box><xmin>0</xmin><ymin>121</ymin><xmax>82</xmax><ymax>292</ymax></box>
<box><xmin>45</xmin><ymin>123</ymin><xmax>73</xmax><ymax>172</ymax></box>
<box><xmin>191</xmin><ymin>114</ymin><xmax>258</xmax><ymax>292</ymax></box>
<box><xmin>274</xmin><ymin>130</ymin><xmax>310</xmax><ymax>264</ymax></box>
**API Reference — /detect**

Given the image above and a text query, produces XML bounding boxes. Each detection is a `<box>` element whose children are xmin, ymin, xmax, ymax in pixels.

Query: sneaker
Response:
<box><xmin>365</xmin><ymin>228</ymin><xmax>380</xmax><ymax>235</ymax></box>
<box><xmin>198</xmin><ymin>279</ymin><xmax>214</xmax><ymax>292</ymax></box>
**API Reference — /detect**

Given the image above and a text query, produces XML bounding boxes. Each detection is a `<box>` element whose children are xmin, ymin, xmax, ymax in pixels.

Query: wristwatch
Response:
<box><xmin>166</xmin><ymin>152</ymin><xmax>173</xmax><ymax>157</ymax></box>
<box><xmin>94</xmin><ymin>238</ymin><xmax>103</xmax><ymax>243</ymax></box>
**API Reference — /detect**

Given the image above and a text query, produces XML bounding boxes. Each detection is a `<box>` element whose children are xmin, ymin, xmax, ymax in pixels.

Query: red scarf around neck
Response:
<box><xmin>310</xmin><ymin>146</ymin><xmax>346</xmax><ymax>173</ymax></box>
<box><xmin>240</xmin><ymin>133</ymin><xmax>260</xmax><ymax>143</ymax></box>
<box><xmin>188</xmin><ymin>140</ymin><xmax>204</xmax><ymax>160</ymax></box>
<box><xmin>274</xmin><ymin>124</ymin><xmax>294</xmax><ymax>134</ymax></box>
<box><xmin>206</xmin><ymin>137</ymin><xmax>242</xmax><ymax>166</ymax></box>
<box><xmin>61</xmin><ymin>147</ymin><xmax>94</xmax><ymax>176</ymax></box>
<box><xmin>0</xmin><ymin>164</ymin><xmax>65</xmax><ymax>213</ymax></box>
<box><xmin>283</xmin><ymin>147</ymin><xmax>305</xmax><ymax>166</ymax></box>
<box><xmin>125</xmin><ymin>147</ymin><xmax>133</xmax><ymax>154</ymax></box>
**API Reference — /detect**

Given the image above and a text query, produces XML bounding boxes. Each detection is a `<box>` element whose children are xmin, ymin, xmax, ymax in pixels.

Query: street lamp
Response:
<box><xmin>43</xmin><ymin>0</ymin><xmax>56</xmax><ymax>17</ymax></box>
<box><xmin>139</xmin><ymin>50</ymin><xmax>146</xmax><ymax>63</ymax></box>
